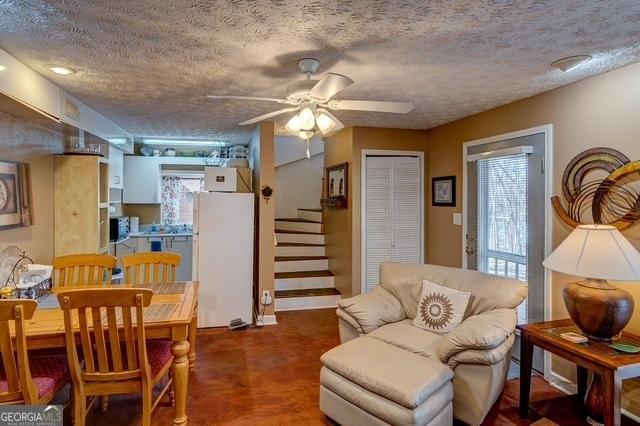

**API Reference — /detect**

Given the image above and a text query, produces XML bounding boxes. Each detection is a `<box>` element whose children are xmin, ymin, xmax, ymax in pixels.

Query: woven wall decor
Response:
<box><xmin>552</xmin><ymin>147</ymin><xmax>640</xmax><ymax>230</ymax></box>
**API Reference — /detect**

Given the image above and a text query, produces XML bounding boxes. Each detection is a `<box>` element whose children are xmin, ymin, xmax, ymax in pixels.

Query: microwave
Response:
<box><xmin>110</xmin><ymin>217</ymin><xmax>129</xmax><ymax>242</ymax></box>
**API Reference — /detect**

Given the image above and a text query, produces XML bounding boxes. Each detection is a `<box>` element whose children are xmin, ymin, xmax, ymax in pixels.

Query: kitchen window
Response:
<box><xmin>160</xmin><ymin>172</ymin><xmax>204</xmax><ymax>225</ymax></box>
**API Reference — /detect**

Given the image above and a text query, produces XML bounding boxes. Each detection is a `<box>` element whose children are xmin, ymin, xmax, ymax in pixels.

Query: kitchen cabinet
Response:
<box><xmin>123</xmin><ymin>156</ymin><xmax>161</xmax><ymax>204</ymax></box>
<box><xmin>109</xmin><ymin>145</ymin><xmax>124</xmax><ymax>189</ymax></box>
<box><xmin>54</xmin><ymin>155</ymin><xmax>110</xmax><ymax>256</ymax></box>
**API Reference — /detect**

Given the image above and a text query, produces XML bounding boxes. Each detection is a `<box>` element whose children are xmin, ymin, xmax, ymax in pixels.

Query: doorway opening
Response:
<box><xmin>462</xmin><ymin>125</ymin><xmax>553</xmax><ymax>377</ymax></box>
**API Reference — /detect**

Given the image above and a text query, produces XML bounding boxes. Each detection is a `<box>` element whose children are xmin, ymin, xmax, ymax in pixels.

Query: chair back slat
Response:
<box><xmin>52</xmin><ymin>254</ymin><xmax>116</xmax><ymax>287</ymax></box>
<box><xmin>106</xmin><ymin>307</ymin><xmax>123</xmax><ymax>372</ymax></box>
<box><xmin>77</xmin><ymin>308</ymin><xmax>95</xmax><ymax>373</ymax></box>
<box><xmin>0</xmin><ymin>300</ymin><xmax>38</xmax><ymax>403</ymax></box>
<box><xmin>121</xmin><ymin>308</ymin><xmax>138</xmax><ymax>370</ymax></box>
<box><xmin>57</xmin><ymin>288</ymin><xmax>153</xmax><ymax>392</ymax></box>
<box><xmin>121</xmin><ymin>252</ymin><xmax>181</xmax><ymax>285</ymax></box>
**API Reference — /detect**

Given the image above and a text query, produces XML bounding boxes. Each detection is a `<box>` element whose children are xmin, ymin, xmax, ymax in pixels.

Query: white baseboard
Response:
<box><xmin>256</xmin><ymin>314</ymin><xmax>277</xmax><ymax>326</ymax></box>
<box><xmin>549</xmin><ymin>371</ymin><xmax>640</xmax><ymax>423</ymax></box>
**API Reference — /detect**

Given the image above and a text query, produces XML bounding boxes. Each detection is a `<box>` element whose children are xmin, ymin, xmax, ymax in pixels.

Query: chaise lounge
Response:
<box><xmin>320</xmin><ymin>262</ymin><xmax>528</xmax><ymax>425</ymax></box>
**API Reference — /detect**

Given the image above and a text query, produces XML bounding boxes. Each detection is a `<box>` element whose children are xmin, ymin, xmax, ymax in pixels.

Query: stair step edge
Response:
<box><xmin>275</xmin><ymin>229</ymin><xmax>323</xmax><ymax>235</ymax></box>
<box><xmin>275</xmin><ymin>288</ymin><xmax>341</xmax><ymax>298</ymax></box>
<box><xmin>275</xmin><ymin>256</ymin><xmax>328</xmax><ymax>262</ymax></box>
<box><xmin>275</xmin><ymin>270</ymin><xmax>335</xmax><ymax>279</ymax></box>
<box><xmin>275</xmin><ymin>218</ymin><xmax>322</xmax><ymax>224</ymax></box>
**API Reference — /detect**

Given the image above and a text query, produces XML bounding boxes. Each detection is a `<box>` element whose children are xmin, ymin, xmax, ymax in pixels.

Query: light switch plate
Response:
<box><xmin>453</xmin><ymin>213</ymin><xmax>462</xmax><ymax>226</ymax></box>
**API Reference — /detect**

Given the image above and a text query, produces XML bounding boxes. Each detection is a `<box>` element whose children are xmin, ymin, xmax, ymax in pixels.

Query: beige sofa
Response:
<box><xmin>320</xmin><ymin>262</ymin><xmax>528</xmax><ymax>426</ymax></box>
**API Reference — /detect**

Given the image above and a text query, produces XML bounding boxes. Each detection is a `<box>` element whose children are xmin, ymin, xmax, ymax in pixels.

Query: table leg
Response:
<box><xmin>577</xmin><ymin>365</ymin><xmax>588</xmax><ymax>402</ymax></box>
<box><xmin>171</xmin><ymin>339</ymin><xmax>190</xmax><ymax>426</ymax></box>
<box><xmin>602</xmin><ymin>370</ymin><xmax>621</xmax><ymax>426</ymax></box>
<box><xmin>188</xmin><ymin>311</ymin><xmax>197</xmax><ymax>370</ymax></box>
<box><xmin>519</xmin><ymin>333</ymin><xmax>534</xmax><ymax>418</ymax></box>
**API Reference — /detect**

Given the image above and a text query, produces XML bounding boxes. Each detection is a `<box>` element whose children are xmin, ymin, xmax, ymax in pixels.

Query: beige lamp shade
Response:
<box><xmin>543</xmin><ymin>224</ymin><xmax>640</xmax><ymax>281</ymax></box>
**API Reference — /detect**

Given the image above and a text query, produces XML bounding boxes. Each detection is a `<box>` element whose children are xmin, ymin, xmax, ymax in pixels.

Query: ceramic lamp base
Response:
<box><xmin>563</xmin><ymin>279</ymin><xmax>634</xmax><ymax>342</ymax></box>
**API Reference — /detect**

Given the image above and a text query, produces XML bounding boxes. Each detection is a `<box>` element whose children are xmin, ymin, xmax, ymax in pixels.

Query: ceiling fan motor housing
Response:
<box><xmin>286</xmin><ymin>79</ymin><xmax>319</xmax><ymax>102</ymax></box>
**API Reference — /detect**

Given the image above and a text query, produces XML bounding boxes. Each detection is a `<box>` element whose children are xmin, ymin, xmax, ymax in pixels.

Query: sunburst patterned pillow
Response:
<box><xmin>412</xmin><ymin>279</ymin><xmax>472</xmax><ymax>334</ymax></box>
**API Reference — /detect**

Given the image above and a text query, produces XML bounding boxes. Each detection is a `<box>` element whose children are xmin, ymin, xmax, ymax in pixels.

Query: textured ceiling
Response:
<box><xmin>0</xmin><ymin>1</ymin><xmax>639</xmax><ymax>145</ymax></box>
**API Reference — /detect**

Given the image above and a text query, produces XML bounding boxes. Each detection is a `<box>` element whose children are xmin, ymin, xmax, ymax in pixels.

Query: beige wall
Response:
<box><xmin>249</xmin><ymin>122</ymin><xmax>276</xmax><ymax>316</ymax></box>
<box><xmin>274</xmin><ymin>154</ymin><xmax>323</xmax><ymax>218</ymax></box>
<box><xmin>0</xmin><ymin>111</ymin><xmax>64</xmax><ymax>263</ymax></box>
<box><xmin>323</xmin><ymin>128</ymin><xmax>354</xmax><ymax>298</ymax></box>
<box><xmin>323</xmin><ymin>127</ymin><xmax>429</xmax><ymax>297</ymax></box>
<box><xmin>425</xmin><ymin>61</ymin><xmax>640</xmax><ymax>402</ymax></box>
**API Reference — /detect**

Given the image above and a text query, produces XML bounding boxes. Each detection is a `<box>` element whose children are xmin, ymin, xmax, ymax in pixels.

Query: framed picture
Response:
<box><xmin>324</xmin><ymin>162</ymin><xmax>348</xmax><ymax>209</ymax></box>
<box><xmin>432</xmin><ymin>176</ymin><xmax>456</xmax><ymax>207</ymax></box>
<box><xmin>0</xmin><ymin>160</ymin><xmax>33</xmax><ymax>230</ymax></box>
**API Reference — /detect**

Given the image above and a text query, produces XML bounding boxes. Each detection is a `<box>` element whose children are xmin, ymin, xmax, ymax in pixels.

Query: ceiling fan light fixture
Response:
<box><xmin>298</xmin><ymin>107</ymin><xmax>315</xmax><ymax>131</ymax></box>
<box><xmin>285</xmin><ymin>114</ymin><xmax>303</xmax><ymax>135</ymax></box>
<box><xmin>315</xmin><ymin>112</ymin><xmax>336</xmax><ymax>135</ymax></box>
<box><xmin>298</xmin><ymin>130</ymin><xmax>314</xmax><ymax>140</ymax></box>
<box><xmin>551</xmin><ymin>55</ymin><xmax>592</xmax><ymax>72</ymax></box>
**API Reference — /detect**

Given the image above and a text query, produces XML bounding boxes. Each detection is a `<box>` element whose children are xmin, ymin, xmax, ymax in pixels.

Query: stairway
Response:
<box><xmin>274</xmin><ymin>208</ymin><xmax>340</xmax><ymax>311</ymax></box>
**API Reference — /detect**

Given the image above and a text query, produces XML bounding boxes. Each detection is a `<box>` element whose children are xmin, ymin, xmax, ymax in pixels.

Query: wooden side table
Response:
<box><xmin>518</xmin><ymin>319</ymin><xmax>640</xmax><ymax>426</ymax></box>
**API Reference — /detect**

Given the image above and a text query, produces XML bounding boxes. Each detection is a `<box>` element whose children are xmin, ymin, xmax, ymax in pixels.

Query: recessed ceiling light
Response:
<box><xmin>46</xmin><ymin>65</ymin><xmax>76</xmax><ymax>75</ymax></box>
<box><xmin>0</xmin><ymin>65</ymin><xmax>6</xmax><ymax>72</ymax></box>
<box><xmin>551</xmin><ymin>55</ymin><xmax>592</xmax><ymax>72</ymax></box>
<box><xmin>143</xmin><ymin>138</ymin><xmax>225</xmax><ymax>146</ymax></box>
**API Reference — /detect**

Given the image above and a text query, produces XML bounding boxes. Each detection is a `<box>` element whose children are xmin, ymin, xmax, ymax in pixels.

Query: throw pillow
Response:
<box><xmin>413</xmin><ymin>278</ymin><xmax>471</xmax><ymax>334</ymax></box>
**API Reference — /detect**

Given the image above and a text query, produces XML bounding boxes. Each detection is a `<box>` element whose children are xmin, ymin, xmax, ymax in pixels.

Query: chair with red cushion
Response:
<box><xmin>0</xmin><ymin>299</ymin><xmax>69</xmax><ymax>405</ymax></box>
<box><xmin>57</xmin><ymin>287</ymin><xmax>173</xmax><ymax>426</ymax></box>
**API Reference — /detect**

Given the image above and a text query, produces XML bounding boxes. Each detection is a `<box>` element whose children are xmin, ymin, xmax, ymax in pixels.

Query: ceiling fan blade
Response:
<box><xmin>208</xmin><ymin>95</ymin><xmax>292</xmax><ymax>104</ymax></box>
<box><xmin>316</xmin><ymin>108</ymin><xmax>344</xmax><ymax>134</ymax></box>
<box><xmin>238</xmin><ymin>107</ymin><xmax>297</xmax><ymax>126</ymax></box>
<box><xmin>309</xmin><ymin>73</ymin><xmax>354</xmax><ymax>100</ymax></box>
<box><xmin>327</xmin><ymin>99</ymin><xmax>414</xmax><ymax>114</ymax></box>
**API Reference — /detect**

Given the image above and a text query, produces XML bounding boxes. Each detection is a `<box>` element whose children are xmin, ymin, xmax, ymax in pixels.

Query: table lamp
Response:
<box><xmin>543</xmin><ymin>224</ymin><xmax>640</xmax><ymax>342</ymax></box>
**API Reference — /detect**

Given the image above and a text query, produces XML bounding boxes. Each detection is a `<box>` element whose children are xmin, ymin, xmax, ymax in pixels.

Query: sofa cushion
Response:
<box><xmin>368</xmin><ymin>319</ymin><xmax>443</xmax><ymax>358</ymax></box>
<box><xmin>379</xmin><ymin>262</ymin><xmax>528</xmax><ymax>319</ymax></box>
<box><xmin>320</xmin><ymin>336</ymin><xmax>453</xmax><ymax>409</ymax></box>
<box><xmin>413</xmin><ymin>279</ymin><xmax>471</xmax><ymax>334</ymax></box>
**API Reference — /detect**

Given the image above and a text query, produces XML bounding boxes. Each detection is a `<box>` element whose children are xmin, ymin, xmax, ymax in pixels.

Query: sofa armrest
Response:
<box><xmin>437</xmin><ymin>309</ymin><xmax>517</xmax><ymax>367</ymax></box>
<box><xmin>337</xmin><ymin>286</ymin><xmax>405</xmax><ymax>334</ymax></box>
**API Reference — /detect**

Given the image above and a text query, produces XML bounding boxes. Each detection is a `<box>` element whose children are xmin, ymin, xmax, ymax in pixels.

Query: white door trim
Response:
<box><xmin>361</xmin><ymin>149</ymin><xmax>425</xmax><ymax>294</ymax></box>
<box><xmin>461</xmin><ymin>124</ymin><xmax>554</xmax><ymax>381</ymax></box>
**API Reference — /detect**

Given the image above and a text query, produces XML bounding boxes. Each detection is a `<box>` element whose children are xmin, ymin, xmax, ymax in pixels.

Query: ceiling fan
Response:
<box><xmin>208</xmin><ymin>58</ymin><xmax>414</xmax><ymax>142</ymax></box>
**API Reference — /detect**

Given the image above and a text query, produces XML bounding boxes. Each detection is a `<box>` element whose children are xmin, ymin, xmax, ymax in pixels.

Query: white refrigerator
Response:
<box><xmin>193</xmin><ymin>192</ymin><xmax>254</xmax><ymax>328</ymax></box>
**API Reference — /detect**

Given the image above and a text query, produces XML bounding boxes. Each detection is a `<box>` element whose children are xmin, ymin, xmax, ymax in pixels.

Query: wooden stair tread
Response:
<box><xmin>275</xmin><ymin>218</ymin><xmax>322</xmax><ymax>223</ymax></box>
<box><xmin>277</xmin><ymin>242</ymin><xmax>325</xmax><ymax>247</ymax></box>
<box><xmin>275</xmin><ymin>288</ymin><xmax>341</xmax><ymax>298</ymax></box>
<box><xmin>275</xmin><ymin>256</ymin><xmax>328</xmax><ymax>262</ymax></box>
<box><xmin>275</xmin><ymin>229</ymin><xmax>323</xmax><ymax>235</ymax></box>
<box><xmin>298</xmin><ymin>208</ymin><xmax>322</xmax><ymax>212</ymax></box>
<box><xmin>275</xmin><ymin>270</ymin><xmax>334</xmax><ymax>279</ymax></box>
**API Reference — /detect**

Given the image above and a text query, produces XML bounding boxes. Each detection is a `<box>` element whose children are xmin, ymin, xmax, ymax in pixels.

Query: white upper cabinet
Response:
<box><xmin>108</xmin><ymin>145</ymin><xmax>124</xmax><ymax>189</ymax></box>
<box><xmin>123</xmin><ymin>156</ymin><xmax>161</xmax><ymax>204</ymax></box>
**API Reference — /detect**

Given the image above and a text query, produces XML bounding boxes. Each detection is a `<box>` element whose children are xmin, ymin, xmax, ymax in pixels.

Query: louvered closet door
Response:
<box><xmin>391</xmin><ymin>157</ymin><xmax>421</xmax><ymax>263</ymax></box>
<box><xmin>364</xmin><ymin>157</ymin><xmax>393</xmax><ymax>293</ymax></box>
<box><xmin>364</xmin><ymin>155</ymin><xmax>422</xmax><ymax>293</ymax></box>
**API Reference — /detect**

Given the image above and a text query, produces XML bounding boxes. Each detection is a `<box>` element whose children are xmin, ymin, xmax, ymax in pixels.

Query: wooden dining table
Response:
<box><xmin>15</xmin><ymin>280</ymin><xmax>199</xmax><ymax>426</ymax></box>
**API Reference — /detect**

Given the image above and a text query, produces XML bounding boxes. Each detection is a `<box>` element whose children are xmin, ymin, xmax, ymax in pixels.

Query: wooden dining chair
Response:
<box><xmin>52</xmin><ymin>254</ymin><xmax>117</xmax><ymax>287</ymax></box>
<box><xmin>57</xmin><ymin>288</ymin><xmax>173</xmax><ymax>426</ymax></box>
<box><xmin>121</xmin><ymin>252</ymin><xmax>181</xmax><ymax>284</ymax></box>
<box><xmin>0</xmin><ymin>299</ymin><xmax>70</xmax><ymax>405</ymax></box>
<box><xmin>121</xmin><ymin>251</ymin><xmax>196</xmax><ymax>371</ymax></box>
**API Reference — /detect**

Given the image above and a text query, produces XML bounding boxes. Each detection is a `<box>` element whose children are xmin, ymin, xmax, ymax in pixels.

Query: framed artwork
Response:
<box><xmin>324</xmin><ymin>162</ymin><xmax>348</xmax><ymax>209</ymax></box>
<box><xmin>432</xmin><ymin>176</ymin><xmax>456</xmax><ymax>207</ymax></box>
<box><xmin>0</xmin><ymin>160</ymin><xmax>33</xmax><ymax>230</ymax></box>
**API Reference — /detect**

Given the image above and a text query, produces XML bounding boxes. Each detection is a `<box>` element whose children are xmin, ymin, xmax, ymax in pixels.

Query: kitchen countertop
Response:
<box><xmin>127</xmin><ymin>232</ymin><xmax>193</xmax><ymax>238</ymax></box>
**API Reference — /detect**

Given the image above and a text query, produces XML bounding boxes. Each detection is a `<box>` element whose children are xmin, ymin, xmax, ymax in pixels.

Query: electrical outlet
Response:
<box><xmin>261</xmin><ymin>290</ymin><xmax>273</xmax><ymax>306</ymax></box>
